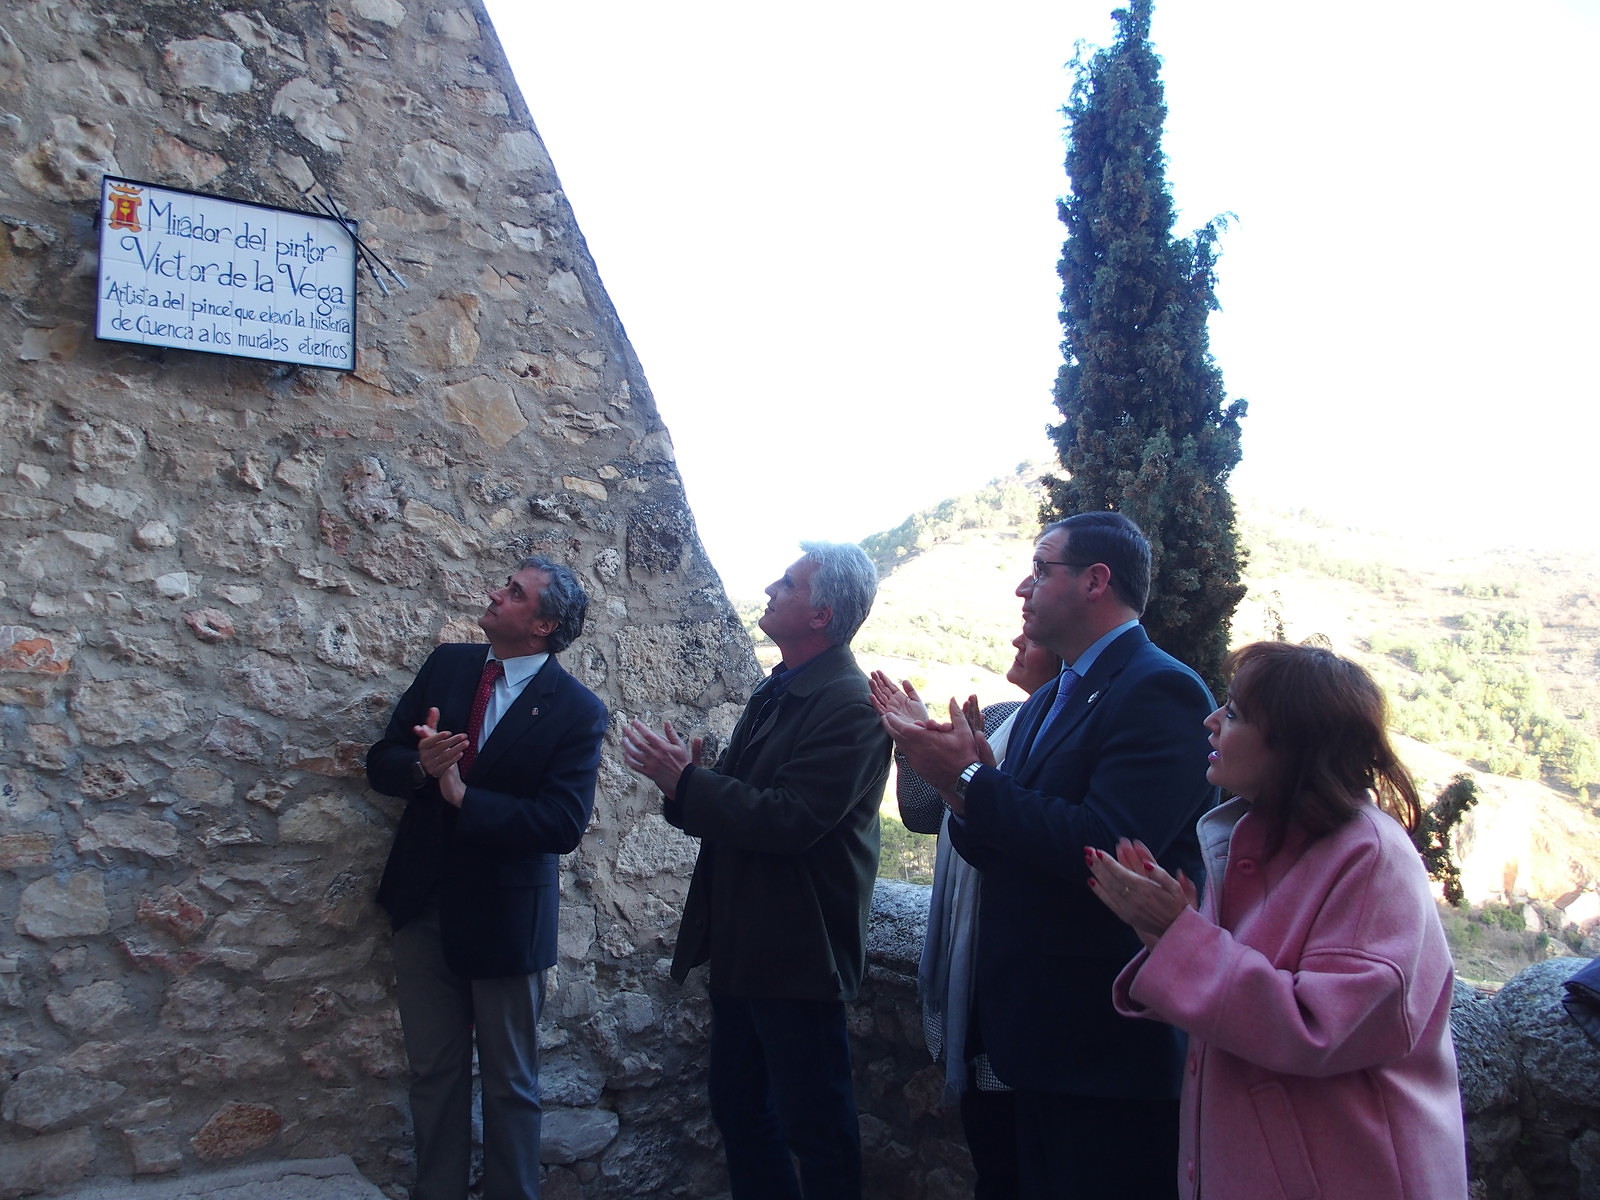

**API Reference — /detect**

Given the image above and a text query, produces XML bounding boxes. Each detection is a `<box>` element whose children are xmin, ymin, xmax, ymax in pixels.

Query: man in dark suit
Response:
<box><xmin>368</xmin><ymin>555</ymin><xmax>606</xmax><ymax>1200</ymax></box>
<box><xmin>883</xmin><ymin>512</ymin><xmax>1216</xmax><ymax>1199</ymax></box>
<box><xmin>621</xmin><ymin>542</ymin><xmax>891</xmax><ymax>1200</ymax></box>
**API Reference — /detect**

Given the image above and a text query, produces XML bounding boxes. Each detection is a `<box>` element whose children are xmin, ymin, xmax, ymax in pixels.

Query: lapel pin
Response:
<box><xmin>1086</xmin><ymin>691</ymin><xmax>1100</xmax><ymax>705</ymax></box>
<box><xmin>529</xmin><ymin>707</ymin><xmax>540</xmax><ymax>717</ymax></box>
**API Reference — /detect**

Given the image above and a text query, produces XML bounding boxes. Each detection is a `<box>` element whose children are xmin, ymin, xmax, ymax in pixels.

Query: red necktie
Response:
<box><xmin>460</xmin><ymin>659</ymin><xmax>504</xmax><ymax>776</ymax></box>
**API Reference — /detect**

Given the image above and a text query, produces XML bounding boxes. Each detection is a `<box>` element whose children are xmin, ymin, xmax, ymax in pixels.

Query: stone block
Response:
<box><xmin>0</xmin><ymin>625</ymin><xmax>74</xmax><ymax>673</ymax></box>
<box><xmin>612</xmin><ymin>814</ymin><xmax>699</xmax><ymax>882</ymax></box>
<box><xmin>73</xmin><ymin>481</ymin><xmax>143</xmax><ymax>518</ymax></box>
<box><xmin>278</xmin><ymin>793</ymin><xmax>383</xmax><ymax>848</ymax></box>
<box><xmin>271</xmin><ymin>77</ymin><xmax>348</xmax><ymax>151</ymax></box>
<box><xmin>396</xmin><ymin>138</ymin><xmax>484</xmax><ymax>212</ymax></box>
<box><xmin>78</xmin><ymin>813</ymin><xmax>183</xmax><ymax>861</ymax></box>
<box><xmin>406</xmin><ymin>294</ymin><xmax>482</xmax><ymax>369</ymax></box>
<box><xmin>186</xmin><ymin>500</ymin><xmax>301</xmax><ymax>574</ymax></box>
<box><xmin>263</xmin><ymin>940</ymin><xmax>376</xmax><ymax>983</ymax></box>
<box><xmin>402</xmin><ymin>498</ymin><xmax>482</xmax><ymax>558</ymax></box>
<box><xmin>66</xmin><ymin>419</ymin><xmax>142</xmax><ymax>475</ymax></box>
<box><xmin>341</xmin><ymin>456</ymin><xmax>402</xmax><ymax>525</ymax></box>
<box><xmin>17</xmin><ymin>872</ymin><xmax>110</xmax><ymax>938</ymax></box>
<box><xmin>541</xmin><ymin>1106</ymin><xmax>620</xmax><ymax>1165</ymax></box>
<box><xmin>190</xmin><ymin>1102</ymin><xmax>284</xmax><ymax>1161</ymax></box>
<box><xmin>76</xmin><ymin>760</ymin><xmax>145</xmax><ymax>800</ymax></box>
<box><xmin>175</xmin><ymin>1037</ymin><xmax>286</xmax><ymax>1086</ymax></box>
<box><xmin>164</xmin><ymin>37</ymin><xmax>253</xmax><ymax>94</ymax></box>
<box><xmin>136</xmin><ymin>886</ymin><xmax>208</xmax><ymax>941</ymax></box>
<box><xmin>0</xmin><ymin>834</ymin><xmax>53</xmax><ymax>870</ymax></box>
<box><xmin>350</xmin><ymin>531</ymin><xmax>434</xmax><ymax>586</ymax></box>
<box><xmin>441</xmin><ymin>375</ymin><xmax>526</xmax><ymax>449</ymax></box>
<box><xmin>123</xmin><ymin>1126</ymin><xmax>184</xmax><ymax>1175</ymax></box>
<box><xmin>70</xmin><ymin>679</ymin><xmax>188</xmax><ymax>747</ymax></box>
<box><xmin>44</xmin><ymin>980</ymin><xmax>131</xmax><ymax>1035</ymax></box>
<box><xmin>183</xmin><ymin>608</ymin><xmax>236</xmax><ymax>641</ymax></box>
<box><xmin>0</xmin><ymin>1127</ymin><xmax>95</xmax><ymax>1200</ymax></box>
<box><xmin>1</xmin><ymin>1065</ymin><xmax>126</xmax><ymax>1132</ymax></box>
<box><xmin>612</xmin><ymin>620</ymin><xmax>743</xmax><ymax>709</ymax></box>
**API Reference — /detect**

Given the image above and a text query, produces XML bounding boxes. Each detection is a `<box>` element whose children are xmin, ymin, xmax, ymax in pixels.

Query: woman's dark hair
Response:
<box><xmin>1224</xmin><ymin>641</ymin><xmax>1420</xmax><ymax>848</ymax></box>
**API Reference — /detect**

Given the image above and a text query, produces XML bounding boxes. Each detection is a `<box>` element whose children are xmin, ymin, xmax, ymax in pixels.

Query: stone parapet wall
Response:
<box><xmin>0</xmin><ymin>2</ymin><xmax>751</xmax><ymax>1196</ymax></box>
<box><xmin>852</xmin><ymin>882</ymin><xmax>973</xmax><ymax>1200</ymax></box>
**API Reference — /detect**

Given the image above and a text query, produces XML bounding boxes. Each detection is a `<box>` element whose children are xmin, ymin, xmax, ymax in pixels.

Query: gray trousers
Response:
<box><xmin>392</xmin><ymin>909</ymin><xmax>546</xmax><ymax>1200</ymax></box>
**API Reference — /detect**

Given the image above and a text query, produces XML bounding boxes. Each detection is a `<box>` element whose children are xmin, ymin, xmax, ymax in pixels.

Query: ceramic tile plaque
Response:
<box><xmin>96</xmin><ymin>176</ymin><xmax>358</xmax><ymax>371</ymax></box>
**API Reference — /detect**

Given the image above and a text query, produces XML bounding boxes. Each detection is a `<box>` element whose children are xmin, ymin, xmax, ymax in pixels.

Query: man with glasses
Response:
<box><xmin>883</xmin><ymin>512</ymin><xmax>1216</xmax><ymax>1199</ymax></box>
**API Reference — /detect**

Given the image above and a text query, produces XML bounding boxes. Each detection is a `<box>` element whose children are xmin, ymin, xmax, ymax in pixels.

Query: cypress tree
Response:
<box><xmin>1044</xmin><ymin>0</ymin><xmax>1246</xmax><ymax>693</ymax></box>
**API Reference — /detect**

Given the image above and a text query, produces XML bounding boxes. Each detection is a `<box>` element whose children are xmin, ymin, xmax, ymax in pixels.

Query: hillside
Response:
<box><xmin>824</xmin><ymin>470</ymin><xmax>1600</xmax><ymax>944</ymax></box>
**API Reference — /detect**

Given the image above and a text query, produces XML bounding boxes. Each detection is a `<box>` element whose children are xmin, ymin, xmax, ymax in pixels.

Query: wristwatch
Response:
<box><xmin>410</xmin><ymin>759</ymin><xmax>430</xmax><ymax>789</ymax></box>
<box><xmin>953</xmin><ymin>762</ymin><xmax>983</xmax><ymax>799</ymax></box>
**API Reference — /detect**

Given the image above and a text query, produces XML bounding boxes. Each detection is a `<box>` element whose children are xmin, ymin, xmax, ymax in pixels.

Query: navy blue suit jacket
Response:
<box><xmin>948</xmin><ymin>625</ymin><xmax>1216</xmax><ymax>1098</ymax></box>
<box><xmin>369</xmin><ymin>644</ymin><xmax>606</xmax><ymax>979</ymax></box>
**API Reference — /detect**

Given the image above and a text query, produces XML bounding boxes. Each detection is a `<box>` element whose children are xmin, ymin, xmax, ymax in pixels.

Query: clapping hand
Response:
<box><xmin>868</xmin><ymin>670</ymin><xmax>929</xmax><ymax>723</ymax></box>
<box><xmin>621</xmin><ymin>719</ymin><xmax>703</xmax><ymax>801</ymax></box>
<box><xmin>414</xmin><ymin>706</ymin><xmax>469</xmax><ymax>808</ymax></box>
<box><xmin>1085</xmin><ymin>837</ymin><xmax>1199</xmax><ymax>951</ymax></box>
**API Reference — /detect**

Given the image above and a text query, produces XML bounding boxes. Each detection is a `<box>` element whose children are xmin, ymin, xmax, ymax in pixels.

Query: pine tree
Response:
<box><xmin>1044</xmin><ymin>0</ymin><xmax>1246</xmax><ymax>693</ymax></box>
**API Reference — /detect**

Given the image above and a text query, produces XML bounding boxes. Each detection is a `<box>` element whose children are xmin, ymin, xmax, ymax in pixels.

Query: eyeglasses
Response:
<box><xmin>1030</xmin><ymin>558</ymin><xmax>1092</xmax><ymax>582</ymax></box>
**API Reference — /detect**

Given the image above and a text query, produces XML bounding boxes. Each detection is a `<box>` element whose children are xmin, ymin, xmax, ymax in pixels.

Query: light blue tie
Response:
<box><xmin>1021</xmin><ymin>667</ymin><xmax>1080</xmax><ymax>766</ymax></box>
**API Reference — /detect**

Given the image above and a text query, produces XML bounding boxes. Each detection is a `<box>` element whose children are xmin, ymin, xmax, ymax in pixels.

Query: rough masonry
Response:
<box><xmin>0</xmin><ymin>2</ymin><xmax>756</xmax><ymax>1195</ymax></box>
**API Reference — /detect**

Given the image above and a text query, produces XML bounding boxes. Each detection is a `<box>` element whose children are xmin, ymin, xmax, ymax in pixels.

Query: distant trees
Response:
<box><xmin>1369</xmin><ymin>614</ymin><xmax>1600</xmax><ymax>791</ymax></box>
<box><xmin>878</xmin><ymin>813</ymin><xmax>936</xmax><ymax>884</ymax></box>
<box><xmin>859</xmin><ymin>472</ymin><xmax>1041</xmax><ymax>577</ymax></box>
<box><xmin>1044</xmin><ymin>0</ymin><xmax>1246</xmax><ymax>692</ymax></box>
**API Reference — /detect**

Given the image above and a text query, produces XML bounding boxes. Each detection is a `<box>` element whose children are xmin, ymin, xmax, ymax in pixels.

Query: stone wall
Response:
<box><xmin>0</xmin><ymin>2</ymin><xmax>753</xmax><ymax>1196</ymax></box>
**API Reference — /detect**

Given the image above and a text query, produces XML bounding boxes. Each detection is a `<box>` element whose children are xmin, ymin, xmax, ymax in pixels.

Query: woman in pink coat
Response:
<box><xmin>1087</xmin><ymin>641</ymin><xmax>1468</xmax><ymax>1200</ymax></box>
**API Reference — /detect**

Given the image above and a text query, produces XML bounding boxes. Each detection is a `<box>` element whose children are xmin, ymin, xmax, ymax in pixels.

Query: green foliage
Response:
<box><xmin>878</xmin><ymin>813</ymin><xmax>936</xmax><ymax>884</ymax></box>
<box><xmin>1411</xmin><ymin>773</ymin><xmax>1478</xmax><ymax>905</ymax></box>
<box><xmin>734</xmin><ymin>601</ymin><xmax>765</xmax><ymax>640</ymax></box>
<box><xmin>1476</xmin><ymin>901</ymin><xmax>1527</xmax><ymax>933</ymax></box>
<box><xmin>1245</xmin><ymin>528</ymin><xmax>1399</xmax><ymax>591</ymax></box>
<box><xmin>1459</xmin><ymin>580</ymin><xmax>1520</xmax><ymax>600</ymax></box>
<box><xmin>1456</xmin><ymin>610</ymin><xmax>1537</xmax><ymax>655</ymax></box>
<box><xmin>855</xmin><ymin>622</ymin><xmax>1012</xmax><ymax>678</ymax></box>
<box><xmin>859</xmin><ymin>475</ymin><xmax>1042</xmax><ymax>577</ymax></box>
<box><xmin>1044</xmin><ymin>0</ymin><xmax>1246</xmax><ymax>694</ymax></box>
<box><xmin>1434</xmin><ymin>898</ymin><xmax>1596</xmax><ymax>987</ymax></box>
<box><xmin>854</xmin><ymin>472</ymin><xmax>1045</xmax><ymax>677</ymax></box>
<box><xmin>1370</xmin><ymin>618</ymin><xmax>1600</xmax><ymax>791</ymax></box>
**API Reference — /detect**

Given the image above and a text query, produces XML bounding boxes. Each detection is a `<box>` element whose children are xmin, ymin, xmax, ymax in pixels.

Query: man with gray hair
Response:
<box><xmin>369</xmin><ymin>556</ymin><xmax>606</xmax><ymax>1200</ymax></box>
<box><xmin>623</xmin><ymin>542</ymin><xmax>891</xmax><ymax>1200</ymax></box>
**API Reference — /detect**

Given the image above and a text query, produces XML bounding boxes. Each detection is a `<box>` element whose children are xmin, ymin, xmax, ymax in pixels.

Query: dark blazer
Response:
<box><xmin>369</xmin><ymin>643</ymin><xmax>607</xmax><ymax>979</ymax></box>
<box><xmin>666</xmin><ymin>644</ymin><xmax>892</xmax><ymax>1003</ymax></box>
<box><xmin>948</xmin><ymin>625</ymin><xmax>1216</xmax><ymax>1098</ymax></box>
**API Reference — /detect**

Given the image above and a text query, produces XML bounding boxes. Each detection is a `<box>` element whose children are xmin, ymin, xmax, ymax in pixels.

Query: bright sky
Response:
<box><xmin>482</xmin><ymin>0</ymin><xmax>1600</xmax><ymax>601</ymax></box>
